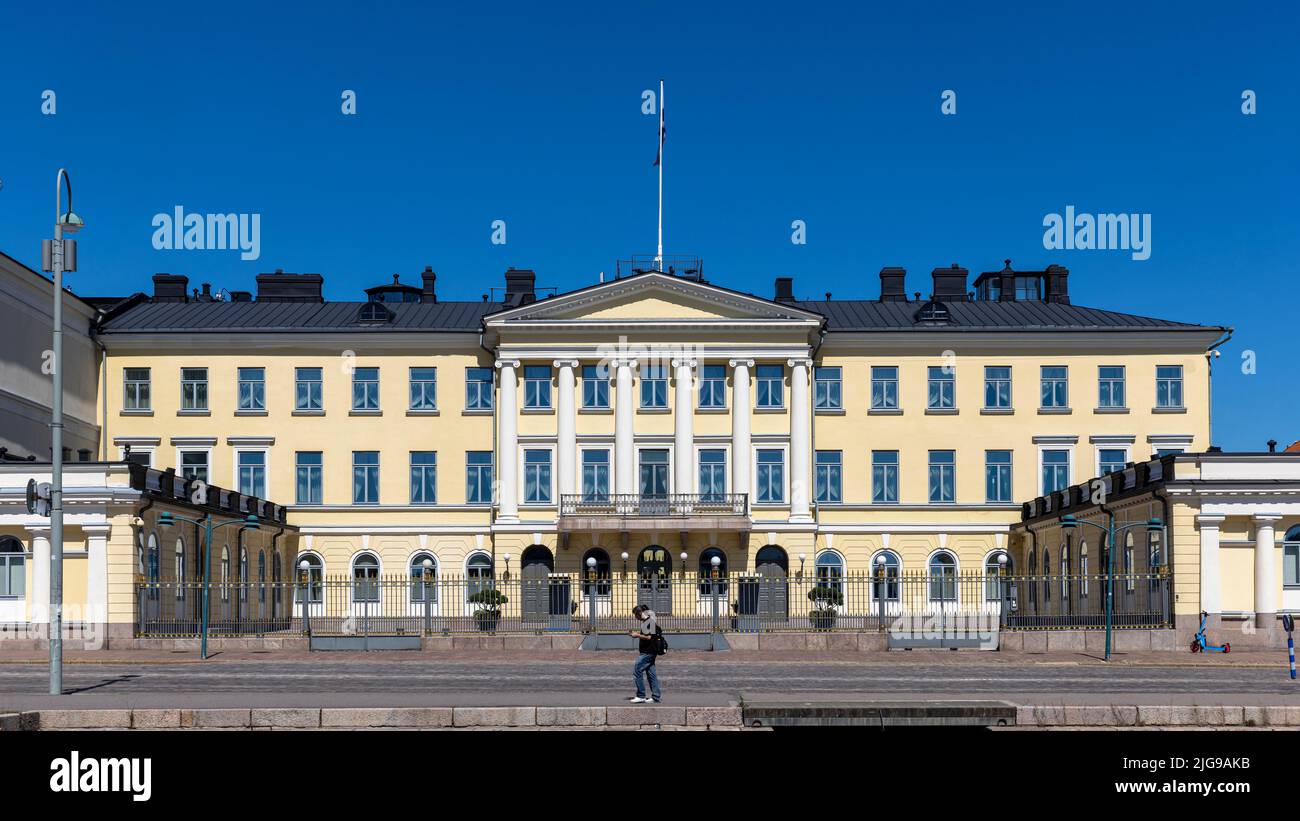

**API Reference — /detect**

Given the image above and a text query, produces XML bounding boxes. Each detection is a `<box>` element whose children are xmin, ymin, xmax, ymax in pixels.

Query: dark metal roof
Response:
<box><xmin>98</xmin><ymin>299</ymin><xmax>503</xmax><ymax>333</ymax></box>
<box><xmin>793</xmin><ymin>299</ymin><xmax>1213</xmax><ymax>331</ymax></box>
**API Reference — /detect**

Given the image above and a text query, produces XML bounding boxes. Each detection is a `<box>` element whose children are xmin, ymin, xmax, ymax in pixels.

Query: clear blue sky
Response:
<box><xmin>1</xmin><ymin>1</ymin><xmax>1295</xmax><ymax>450</ymax></box>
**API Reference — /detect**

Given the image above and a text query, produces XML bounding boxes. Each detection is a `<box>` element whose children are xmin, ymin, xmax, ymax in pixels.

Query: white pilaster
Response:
<box><xmin>788</xmin><ymin>357</ymin><xmax>813</xmax><ymax>522</ymax></box>
<box><xmin>25</xmin><ymin>526</ymin><xmax>50</xmax><ymax>625</ymax></box>
<box><xmin>729</xmin><ymin>359</ymin><xmax>753</xmax><ymax>507</ymax></box>
<box><xmin>1195</xmin><ymin>514</ymin><xmax>1224</xmax><ymax>616</ymax></box>
<box><xmin>673</xmin><ymin>358</ymin><xmax>696</xmax><ymax>495</ymax></box>
<box><xmin>615</xmin><ymin>359</ymin><xmax>636</xmax><ymax>496</ymax></box>
<box><xmin>82</xmin><ymin>524</ymin><xmax>111</xmax><ymax>626</ymax></box>
<box><xmin>496</xmin><ymin>360</ymin><xmax>520</xmax><ymax>522</ymax></box>
<box><xmin>555</xmin><ymin>359</ymin><xmax>578</xmax><ymax>500</ymax></box>
<box><xmin>1253</xmin><ymin>513</ymin><xmax>1281</xmax><ymax>626</ymax></box>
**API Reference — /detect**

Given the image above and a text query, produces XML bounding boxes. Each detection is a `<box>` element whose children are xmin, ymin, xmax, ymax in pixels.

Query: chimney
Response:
<box><xmin>879</xmin><ymin>267</ymin><xmax>908</xmax><ymax>302</ymax></box>
<box><xmin>930</xmin><ymin>264</ymin><xmax>969</xmax><ymax>302</ymax></box>
<box><xmin>998</xmin><ymin>260</ymin><xmax>1016</xmax><ymax>301</ymax></box>
<box><xmin>773</xmin><ymin>277</ymin><xmax>795</xmax><ymax>303</ymax></box>
<box><xmin>255</xmin><ymin>270</ymin><xmax>324</xmax><ymax>303</ymax></box>
<box><xmin>1044</xmin><ymin>264</ymin><xmax>1070</xmax><ymax>304</ymax></box>
<box><xmin>504</xmin><ymin>268</ymin><xmax>536</xmax><ymax>306</ymax></box>
<box><xmin>200</xmin><ymin>283</ymin><xmax>213</xmax><ymax>301</ymax></box>
<box><xmin>421</xmin><ymin>266</ymin><xmax>437</xmax><ymax>303</ymax></box>
<box><xmin>1267</xmin><ymin>439</ymin><xmax>1278</xmax><ymax>453</ymax></box>
<box><xmin>152</xmin><ymin>273</ymin><xmax>189</xmax><ymax>302</ymax></box>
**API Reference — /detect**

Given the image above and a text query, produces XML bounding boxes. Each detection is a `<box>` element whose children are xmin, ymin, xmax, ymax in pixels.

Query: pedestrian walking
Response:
<box><xmin>629</xmin><ymin>604</ymin><xmax>665</xmax><ymax>703</ymax></box>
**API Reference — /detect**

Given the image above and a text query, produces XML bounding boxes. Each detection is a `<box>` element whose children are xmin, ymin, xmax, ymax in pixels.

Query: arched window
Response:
<box><xmin>814</xmin><ymin>550</ymin><xmax>844</xmax><ymax>599</ymax></box>
<box><xmin>1061</xmin><ymin>540</ymin><xmax>1070</xmax><ymax>600</ymax></box>
<box><xmin>1124</xmin><ymin>533</ymin><xmax>1136</xmax><ymax>593</ymax></box>
<box><xmin>871</xmin><ymin>550</ymin><xmax>900</xmax><ymax>602</ymax></box>
<box><xmin>295</xmin><ymin>553</ymin><xmax>323</xmax><ymax>604</ymax></box>
<box><xmin>1027</xmin><ymin>550</ymin><xmax>1037</xmax><ymax>609</ymax></box>
<box><xmin>353</xmin><ymin>553</ymin><xmax>380</xmax><ymax>602</ymax></box>
<box><xmin>147</xmin><ymin>534</ymin><xmax>161</xmax><ymax>601</ymax></box>
<box><xmin>1041</xmin><ymin>548</ymin><xmax>1050</xmax><ymax>603</ymax></box>
<box><xmin>1080</xmin><ymin>540</ymin><xmax>1090</xmax><ymax>598</ymax></box>
<box><xmin>929</xmin><ymin>551</ymin><xmax>957</xmax><ymax>602</ymax></box>
<box><xmin>239</xmin><ymin>548</ymin><xmax>249</xmax><ymax>603</ymax></box>
<box><xmin>0</xmin><ymin>536</ymin><xmax>25</xmax><ymax>598</ymax></box>
<box><xmin>755</xmin><ymin>545</ymin><xmax>788</xmax><ymax>573</ymax></box>
<box><xmin>220</xmin><ymin>546</ymin><xmax>230</xmax><ymax>602</ymax></box>
<box><xmin>1284</xmin><ymin>526</ymin><xmax>1300</xmax><ymax>590</ymax></box>
<box><xmin>699</xmin><ymin>547</ymin><xmax>728</xmax><ymax>596</ymax></box>
<box><xmin>984</xmin><ymin>551</ymin><xmax>1010</xmax><ymax>601</ymax></box>
<box><xmin>258</xmin><ymin>551</ymin><xmax>266</xmax><ymax>604</ymax></box>
<box><xmin>466</xmin><ymin>552</ymin><xmax>493</xmax><ymax>601</ymax></box>
<box><xmin>174</xmin><ymin>537</ymin><xmax>186</xmax><ymax>600</ymax></box>
<box><xmin>410</xmin><ymin>552</ymin><xmax>438</xmax><ymax>603</ymax></box>
<box><xmin>582</xmin><ymin>548</ymin><xmax>611</xmax><ymax>597</ymax></box>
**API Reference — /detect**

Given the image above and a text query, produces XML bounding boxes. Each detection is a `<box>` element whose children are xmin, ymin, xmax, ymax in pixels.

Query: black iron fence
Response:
<box><xmin>135</xmin><ymin>570</ymin><xmax>1171</xmax><ymax>637</ymax></box>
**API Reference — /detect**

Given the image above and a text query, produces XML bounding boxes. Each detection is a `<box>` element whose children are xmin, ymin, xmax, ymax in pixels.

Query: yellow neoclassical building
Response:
<box><xmin>85</xmin><ymin>259</ymin><xmax>1226</xmax><ymax>601</ymax></box>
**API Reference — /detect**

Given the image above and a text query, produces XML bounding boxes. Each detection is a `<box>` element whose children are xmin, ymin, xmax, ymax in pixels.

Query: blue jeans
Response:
<box><xmin>633</xmin><ymin>652</ymin><xmax>661</xmax><ymax>700</ymax></box>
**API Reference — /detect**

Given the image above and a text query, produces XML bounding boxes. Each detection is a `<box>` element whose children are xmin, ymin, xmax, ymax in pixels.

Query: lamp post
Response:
<box><xmin>875</xmin><ymin>553</ymin><xmax>886</xmax><ymax>632</ymax></box>
<box><xmin>298</xmin><ymin>559</ymin><xmax>312</xmax><ymax>637</ymax></box>
<box><xmin>158</xmin><ymin>510</ymin><xmax>260</xmax><ymax>659</ymax></box>
<box><xmin>798</xmin><ymin>553</ymin><xmax>806</xmax><ymax>578</ymax></box>
<box><xmin>997</xmin><ymin>552</ymin><xmax>1009</xmax><ymax>629</ymax></box>
<box><xmin>1060</xmin><ymin>514</ymin><xmax>1163</xmax><ymax>661</ymax></box>
<box><xmin>41</xmin><ymin>168</ymin><xmax>84</xmax><ymax>696</ymax></box>
<box><xmin>710</xmin><ymin>555</ymin><xmax>722</xmax><ymax>637</ymax></box>
<box><xmin>422</xmin><ymin>558</ymin><xmax>434</xmax><ymax>635</ymax></box>
<box><xmin>586</xmin><ymin>556</ymin><xmax>597</xmax><ymax>633</ymax></box>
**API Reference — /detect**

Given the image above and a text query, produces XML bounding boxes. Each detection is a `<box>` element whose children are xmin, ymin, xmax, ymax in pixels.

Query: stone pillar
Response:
<box><xmin>673</xmin><ymin>358</ymin><xmax>696</xmax><ymax>496</ymax></box>
<box><xmin>555</xmin><ymin>359</ymin><xmax>578</xmax><ymax>501</ymax></box>
<box><xmin>729</xmin><ymin>359</ymin><xmax>753</xmax><ymax>506</ymax></box>
<box><xmin>82</xmin><ymin>524</ymin><xmax>111</xmax><ymax>630</ymax></box>
<box><xmin>496</xmin><ymin>360</ymin><xmax>520</xmax><ymax>522</ymax></box>
<box><xmin>788</xmin><ymin>357</ymin><xmax>813</xmax><ymax>522</ymax></box>
<box><xmin>25</xmin><ymin>526</ymin><xmax>51</xmax><ymax>625</ymax></box>
<box><xmin>615</xmin><ymin>359</ymin><xmax>636</xmax><ymax>496</ymax></box>
<box><xmin>1196</xmin><ymin>514</ymin><xmax>1224</xmax><ymax>617</ymax></box>
<box><xmin>1253</xmin><ymin>513</ymin><xmax>1281</xmax><ymax>628</ymax></box>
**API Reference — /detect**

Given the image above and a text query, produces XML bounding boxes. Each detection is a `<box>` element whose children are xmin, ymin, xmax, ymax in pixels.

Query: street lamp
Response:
<box><xmin>502</xmin><ymin>552</ymin><xmax>511</xmax><ymax>580</ymax></box>
<box><xmin>585</xmin><ymin>556</ymin><xmax>598</xmax><ymax>632</ymax></box>
<box><xmin>709</xmin><ymin>555</ymin><xmax>722</xmax><ymax>636</ymax></box>
<box><xmin>798</xmin><ymin>553</ymin><xmax>807</xmax><ymax>578</ymax></box>
<box><xmin>1060</xmin><ymin>514</ymin><xmax>1163</xmax><ymax>661</ymax></box>
<box><xmin>621</xmin><ymin>551</ymin><xmax>629</xmax><ymax>576</ymax></box>
<box><xmin>874</xmin><ymin>553</ymin><xmax>887</xmax><ymax>631</ymax></box>
<box><xmin>421</xmin><ymin>558</ymin><xmax>434</xmax><ymax>635</ymax></box>
<box><xmin>40</xmin><ymin>168</ymin><xmax>84</xmax><ymax>696</ymax></box>
<box><xmin>298</xmin><ymin>559</ymin><xmax>313</xmax><ymax>637</ymax></box>
<box><xmin>158</xmin><ymin>510</ymin><xmax>260</xmax><ymax>659</ymax></box>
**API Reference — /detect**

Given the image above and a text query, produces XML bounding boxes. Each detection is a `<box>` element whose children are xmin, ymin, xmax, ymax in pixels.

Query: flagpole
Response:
<box><xmin>656</xmin><ymin>78</ymin><xmax>664</xmax><ymax>272</ymax></box>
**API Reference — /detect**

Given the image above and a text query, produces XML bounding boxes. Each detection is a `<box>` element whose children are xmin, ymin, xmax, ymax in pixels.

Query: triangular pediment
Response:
<box><xmin>484</xmin><ymin>273</ymin><xmax>822</xmax><ymax>324</ymax></box>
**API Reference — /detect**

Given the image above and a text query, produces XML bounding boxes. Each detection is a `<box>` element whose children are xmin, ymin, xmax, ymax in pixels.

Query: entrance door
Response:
<box><xmin>755</xmin><ymin>546</ymin><xmax>789</xmax><ymax>624</ymax></box>
<box><xmin>636</xmin><ymin>545</ymin><xmax>673</xmax><ymax>614</ymax></box>
<box><xmin>639</xmin><ymin>450</ymin><xmax>669</xmax><ymax>515</ymax></box>
<box><xmin>520</xmin><ymin>546</ymin><xmax>554</xmax><ymax>624</ymax></box>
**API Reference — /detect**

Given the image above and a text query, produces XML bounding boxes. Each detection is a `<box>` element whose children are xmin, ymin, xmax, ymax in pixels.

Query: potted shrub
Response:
<box><xmin>468</xmin><ymin>588</ymin><xmax>507</xmax><ymax>632</ymax></box>
<box><xmin>807</xmin><ymin>585</ymin><xmax>843</xmax><ymax>630</ymax></box>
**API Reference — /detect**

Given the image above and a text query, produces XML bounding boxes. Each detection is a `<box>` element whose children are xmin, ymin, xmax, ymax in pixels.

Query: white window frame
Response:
<box><xmin>520</xmin><ymin>445</ymin><xmax>557</xmax><ymax>506</ymax></box>
<box><xmin>1037</xmin><ymin>445</ymin><xmax>1073</xmax><ymax>496</ymax></box>
<box><xmin>694</xmin><ymin>443</ymin><xmax>730</xmax><ymax>497</ymax></box>
<box><xmin>234</xmin><ymin>447</ymin><xmax>270</xmax><ymax>498</ymax></box>
<box><xmin>1095</xmin><ymin>445</ymin><xmax>1130</xmax><ymax>477</ymax></box>
<box><xmin>752</xmin><ymin>444</ymin><xmax>789</xmax><ymax>505</ymax></box>
<box><xmin>176</xmin><ymin>447</ymin><xmax>212</xmax><ymax>483</ymax></box>
<box><xmin>180</xmin><ymin>366</ymin><xmax>209</xmax><ymax>411</ymax></box>
<box><xmin>635</xmin><ymin>445</ymin><xmax>674</xmax><ymax>496</ymax></box>
<box><xmin>580</xmin><ymin>446</ymin><xmax>612</xmax><ymax>500</ymax></box>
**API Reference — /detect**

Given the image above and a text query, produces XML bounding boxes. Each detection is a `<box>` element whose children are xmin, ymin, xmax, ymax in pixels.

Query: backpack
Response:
<box><xmin>653</xmin><ymin>626</ymin><xmax>668</xmax><ymax>656</ymax></box>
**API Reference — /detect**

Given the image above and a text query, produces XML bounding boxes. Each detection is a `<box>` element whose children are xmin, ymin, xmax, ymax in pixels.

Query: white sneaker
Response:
<box><xmin>629</xmin><ymin>696</ymin><xmax>649</xmax><ymax>703</ymax></box>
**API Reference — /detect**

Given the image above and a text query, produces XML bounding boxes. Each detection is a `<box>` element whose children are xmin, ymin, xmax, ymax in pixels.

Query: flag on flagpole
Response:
<box><xmin>653</xmin><ymin>93</ymin><xmax>665</xmax><ymax>166</ymax></box>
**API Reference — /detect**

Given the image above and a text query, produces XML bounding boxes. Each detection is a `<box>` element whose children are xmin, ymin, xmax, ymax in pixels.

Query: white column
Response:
<box><xmin>1196</xmin><ymin>514</ymin><xmax>1224</xmax><ymax>616</ymax></box>
<box><xmin>26</xmin><ymin>525</ymin><xmax>51</xmax><ymax>625</ymax></box>
<box><xmin>729</xmin><ymin>359</ymin><xmax>753</xmax><ymax>507</ymax></box>
<box><xmin>788</xmin><ymin>357</ymin><xmax>813</xmax><ymax>522</ymax></box>
<box><xmin>82</xmin><ymin>524</ymin><xmax>111</xmax><ymax>627</ymax></box>
<box><xmin>615</xmin><ymin>359</ymin><xmax>636</xmax><ymax>496</ymax></box>
<box><xmin>496</xmin><ymin>360</ymin><xmax>520</xmax><ymax>522</ymax></box>
<box><xmin>555</xmin><ymin>359</ymin><xmax>578</xmax><ymax>501</ymax></box>
<box><xmin>1253</xmin><ymin>513</ymin><xmax>1281</xmax><ymax>627</ymax></box>
<box><xmin>673</xmin><ymin>358</ymin><xmax>696</xmax><ymax>497</ymax></box>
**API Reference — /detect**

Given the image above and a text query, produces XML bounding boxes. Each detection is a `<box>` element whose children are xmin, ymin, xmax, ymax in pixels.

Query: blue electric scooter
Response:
<box><xmin>1190</xmin><ymin>610</ymin><xmax>1230</xmax><ymax>654</ymax></box>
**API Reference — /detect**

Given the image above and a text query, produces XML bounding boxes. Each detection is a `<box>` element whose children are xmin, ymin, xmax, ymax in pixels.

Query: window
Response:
<box><xmin>219</xmin><ymin>545</ymin><xmax>229</xmax><ymax>602</ymax></box>
<box><xmin>873</xmin><ymin>551</ymin><xmax>900</xmax><ymax>602</ymax></box>
<box><xmin>815</xmin><ymin>451</ymin><xmax>842</xmax><ymax>504</ymax></box>
<box><xmin>927</xmin><ymin>366</ymin><xmax>955</xmax><ymax>410</ymax></box>
<box><xmin>582</xmin><ymin>548</ymin><xmax>611</xmax><ymax>597</ymax></box>
<box><xmin>0</xmin><ymin>537</ymin><xmax>24</xmax><ymax>598</ymax></box>
<box><xmin>257</xmin><ymin>551</ymin><xmax>265</xmax><ymax>603</ymax></box>
<box><xmin>1014</xmin><ymin>276</ymin><xmax>1041</xmax><ymax>301</ymax></box>
<box><xmin>1098</xmin><ymin>365</ymin><xmax>1125</xmax><ymax>408</ymax></box>
<box><xmin>1080</xmin><ymin>542</ymin><xmax>1090</xmax><ymax>597</ymax></box>
<box><xmin>180</xmin><ymin>450</ymin><xmax>209</xmax><ymax>483</ymax></box>
<box><xmin>985</xmin><ymin>450</ymin><xmax>1012</xmax><ymax>503</ymax></box>
<box><xmin>523</xmin><ymin>365</ymin><xmax>551</xmax><ymax>409</ymax></box>
<box><xmin>1040</xmin><ymin>366</ymin><xmax>1068</xmax><ymax>408</ymax></box>
<box><xmin>353</xmin><ymin>554</ymin><xmax>380</xmax><ymax>602</ymax></box>
<box><xmin>409</xmin><ymin>367</ymin><xmax>437</xmax><ymax>411</ymax></box>
<box><xmin>1042</xmin><ymin>449</ymin><xmax>1070</xmax><ymax>494</ymax></box>
<box><xmin>352</xmin><ymin>451</ymin><xmax>379</xmax><ymax>504</ymax></box>
<box><xmin>640</xmin><ymin>363</ymin><xmax>667</xmax><ymax>409</ymax></box>
<box><xmin>238</xmin><ymin>367</ymin><xmax>265</xmax><ymax>411</ymax></box>
<box><xmin>756</xmin><ymin>364</ymin><xmax>783</xmax><ymax>408</ymax></box>
<box><xmin>1124</xmin><ymin>533</ymin><xmax>1136</xmax><ymax>593</ymax></box>
<box><xmin>699</xmin><ymin>364</ymin><xmax>726</xmax><ymax>409</ymax></box>
<box><xmin>928</xmin><ymin>450</ymin><xmax>955</xmax><ymax>503</ymax></box>
<box><xmin>815</xmin><ymin>551</ymin><xmax>845</xmax><ymax>600</ymax></box>
<box><xmin>123</xmin><ymin>368</ymin><xmax>151</xmax><ymax>410</ymax></box>
<box><xmin>871</xmin><ymin>366</ymin><xmax>898</xmax><ymax>410</ymax></box>
<box><xmin>410</xmin><ymin>553</ymin><xmax>438</xmax><ymax>603</ymax></box>
<box><xmin>1285</xmin><ymin>527</ymin><xmax>1300</xmax><ymax>587</ymax></box>
<box><xmin>582</xmin><ymin>365</ymin><xmax>609</xmax><ymax>409</ymax></box>
<box><xmin>466</xmin><ymin>367</ymin><xmax>494</xmax><ymax>411</ymax></box>
<box><xmin>296</xmin><ymin>452</ymin><xmax>322</xmax><ymax>505</ymax></box>
<box><xmin>582</xmin><ymin>450</ymin><xmax>610</xmax><ymax>501</ymax></box>
<box><xmin>1098</xmin><ymin>448</ymin><xmax>1127</xmax><ymax>475</ymax></box>
<box><xmin>1156</xmin><ymin>365</ymin><xmax>1184</xmax><ymax>408</ymax></box>
<box><xmin>239</xmin><ymin>548</ymin><xmax>249</xmax><ymax>603</ymax></box>
<box><xmin>466</xmin><ymin>452</ymin><xmax>493</xmax><ymax>504</ymax></box>
<box><xmin>699</xmin><ymin>547</ymin><xmax>728</xmax><ymax>596</ymax></box>
<box><xmin>755</xmin><ymin>449</ymin><xmax>785</xmax><ymax>503</ymax></box>
<box><xmin>814</xmin><ymin>366</ymin><xmax>841</xmax><ymax>410</ymax></box>
<box><xmin>352</xmin><ymin>367</ymin><xmax>380</xmax><ymax>411</ymax></box>
<box><xmin>984</xmin><ymin>366</ymin><xmax>1012</xmax><ymax>409</ymax></box>
<box><xmin>295</xmin><ymin>367</ymin><xmax>323</xmax><ymax>411</ymax></box>
<box><xmin>410</xmin><ymin>451</ymin><xmax>437</xmax><ymax>504</ymax></box>
<box><xmin>985</xmin><ymin>552</ymin><xmax>1011</xmax><ymax>601</ymax></box>
<box><xmin>929</xmin><ymin>552</ymin><xmax>957</xmax><ymax>601</ymax></box>
<box><xmin>181</xmin><ymin>368</ymin><xmax>208</xmax><ymax>410</ymax></box>
<box><xmin>698</xmin><ymin>449</ymin><xmax>726</xmax><ymax>501</ymax></box>
<box><xmin>123</xmin><ymin>447</ymin><xmax>152</xmax><ymax>467</ymax></box>
<box><xmin>639</xmin><ymin>449</ymin><xmax>669</xmax><ymax>498</ymax></box>
<box><xmin>466</xmin><ymin>552</ymin><xmax>494</xmax><ymax>600</ymax></box>
<box><xmin>295</xmin><ymin>554</ymin><xmax>323</xmax><ymax>604</ymax></box>
<box><xmin>872</xmin><ymin>451</ymin><xmax>899</xmax><ymax>504</ymax></box>
<box><xmin>523</xmin><ymin>449</ymin><xmax>552</xmax><ymax>504</ymax></box>
<box><xmin>237</xmin><ymin>451</ymin><xmax>266</xmax><ymax>498</ymax></box>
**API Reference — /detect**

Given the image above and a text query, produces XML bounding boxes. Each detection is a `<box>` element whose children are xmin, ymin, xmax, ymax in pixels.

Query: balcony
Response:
<box><xmin>557</xmin><ymin>493</ymin><xmax>749</xmax><ymax>532</ymax></box>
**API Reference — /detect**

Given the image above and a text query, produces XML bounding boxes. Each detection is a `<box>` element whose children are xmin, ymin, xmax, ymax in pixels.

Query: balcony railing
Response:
<box><xmin>559</xmin><ymin>493</ymin><xmax>748</xmax><ymax>518</ymax></box>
